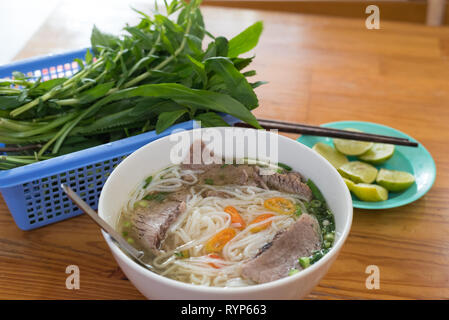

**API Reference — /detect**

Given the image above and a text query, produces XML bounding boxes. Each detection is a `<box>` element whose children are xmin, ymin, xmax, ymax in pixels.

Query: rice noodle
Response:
<box><xmin>120</xmin><ymin>165</ymin><xmax>310</xmax><ymax>287</ymax></box>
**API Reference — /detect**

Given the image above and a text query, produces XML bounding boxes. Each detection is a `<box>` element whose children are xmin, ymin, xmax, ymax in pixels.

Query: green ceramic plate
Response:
<box><xmin>297</xmin><ymin>121</ymin><xmax>436</xmax><ymax>209</ymax></box>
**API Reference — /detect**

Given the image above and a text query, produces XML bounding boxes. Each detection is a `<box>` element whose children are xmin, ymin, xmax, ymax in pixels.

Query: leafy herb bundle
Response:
<box><xmin>0</xmin><ymin>0</ymin><xmax>264</xmax><ymax>170</ymax></box>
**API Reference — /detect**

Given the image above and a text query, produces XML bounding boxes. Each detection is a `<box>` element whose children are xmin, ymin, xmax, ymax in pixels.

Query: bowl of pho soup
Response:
<box><xmin>98</xmin><ymin>127</ymin><xmax>353</xmax><ymax>299</ymax></box>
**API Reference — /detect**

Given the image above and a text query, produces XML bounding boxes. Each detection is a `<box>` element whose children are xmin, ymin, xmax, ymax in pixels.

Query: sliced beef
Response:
<box><xmin>258</xmin><ymin>169</ymin><xmax>313</xmax><ymax>201</ymax></box>
<box><xmin>241</xmin><ymin>214</ymin><xmax>321</xmax><ymax>284</ymax></box>
<box><xmin>131</xmin><ymin>190</ymin><xmax>188</xmax><ymax>255</ymax></box>
<box><xmin>181</xmin><ymin>140</ymin><xmax>311</xmax><ymax>198</ymax></box>
<box><xmin>197</xmin><ymin>164</ymin><xmax>261</xmax><ymax>186</ymax></box>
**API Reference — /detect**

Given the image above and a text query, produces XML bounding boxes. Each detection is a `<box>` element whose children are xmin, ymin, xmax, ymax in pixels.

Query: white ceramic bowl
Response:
<box><xmin>98</xmin><ymin>127</ymin><xmax>353</xmax><ymax>299</ymax></box>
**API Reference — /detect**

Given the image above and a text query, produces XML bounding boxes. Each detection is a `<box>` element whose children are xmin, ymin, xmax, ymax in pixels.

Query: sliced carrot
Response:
<box><xmin>264</xmin><ymin>197</ymin><xmax>295</xmax><ymax>215</ymax></box>
<box><xmin>205</xmin><ymin>228</ymin><xmax>236</xmax><ymax>253</ymax></box>
<box><xmin>249</xmin><ymin>213</ymin><xmax>275</xmax><ymax>233</ymax></box>
<box><xmin>224</xmin><ymin>206</ymin><xmax>246</xmax><ymax>230</ymax></box>
<box><xmin>207</xmin><ymin>254</ymin><xmax>224</xmax><ymax>269</ymax></box>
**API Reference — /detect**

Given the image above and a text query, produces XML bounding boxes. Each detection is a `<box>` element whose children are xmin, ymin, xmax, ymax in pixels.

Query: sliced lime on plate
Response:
<box><xmin>351</xmin><ymin>183</ymin><xmax>388</xmax><ymax>202</ymax></box>
<box><xmin>338</xmin><ymin>161</ymin><xmax>378</xmax><ymax>184</ymax></box>
<box><xmin>312</xmin><ymin>142</ymin><xmax>348</xmax><ymax>169</ymax></box>
<box><xmin>297</xmin><ymin>120</ymin><xmax>436</xmax><ymax>209</ymax></box>
<box><xmin>359</xmin><ymin>143</ymin><xmax>395</xmax><ymax>164</ymax></box>
<box><xmin>343</xmin><ymin>178</ymin><xmax>355</xmax><ymax>191</ymax></box>
<box><xmin>376</xmin><ymin>168</ymin><xmax>415</xmax><ymax>192</ymax></box>
<box><xmin>333</xmin><ymin>128</ymin><xmax>374</xmax><ymax>156</ymax></box>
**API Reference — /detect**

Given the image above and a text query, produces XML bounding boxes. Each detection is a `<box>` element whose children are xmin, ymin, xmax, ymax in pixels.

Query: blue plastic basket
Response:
<box><xmin>0</xmin><ymin>49</ymin><xmax>236</xmax><ymax>230</ymax></box>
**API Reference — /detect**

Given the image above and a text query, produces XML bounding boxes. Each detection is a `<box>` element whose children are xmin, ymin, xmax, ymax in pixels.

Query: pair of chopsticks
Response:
<box><xmin>234</xmin><ymin>119</ymin><xmax>418</xmax><ymax>147</ymax></box>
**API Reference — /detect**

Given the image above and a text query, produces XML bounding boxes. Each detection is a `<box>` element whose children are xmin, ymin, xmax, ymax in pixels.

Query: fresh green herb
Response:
<box><xmin>143</xmin><ymin>175</ymin><xmax>153</xmax><ymax>189</ymax></box>
<box><xmin>127</xmin><ymin>238</ymin><xmax>135</xmax><ymax>244</ymax></box>
<box><xmin>204</xmin><ymin>178</ymin><xmax>214</xmax><ymax>185</ymax></box>
<box><xmin>298</xmin><ymin>257</ymin><xmax>310</xmax><ymax>269</ymax></box>
<box><xmin>288</xmin><ymin>268</ymin><xmax>300</xmax><ymax>276</ymax></box>
<box><xmin>122</xmin><ymin>231</ymin><xmax>128</xmax><ymax>237</ymax></box>
<box><xmin>0</xmin><ymin>0</ymin><xmax>264</xmax><ymax>170</ymax></box>
<box><xmin>123</xmin><ymin>221</ymin><xmax>131</xmax><ymax>228</ymax></box>
<box><xmin>174</xmin><ymin>252</ymin><xmax>184</xmax><ymax>258</ymax></box>
<box><xmin>220</xmin><ymin>163</ymin><xmax>228</xmax><ymax>168</ymax></box>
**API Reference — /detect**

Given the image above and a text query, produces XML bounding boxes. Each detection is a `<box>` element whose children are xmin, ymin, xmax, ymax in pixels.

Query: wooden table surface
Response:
<box><xmin>1</xmin><ymin>0</ymin><xmax>449</xmax><ymax>300</ymax></box>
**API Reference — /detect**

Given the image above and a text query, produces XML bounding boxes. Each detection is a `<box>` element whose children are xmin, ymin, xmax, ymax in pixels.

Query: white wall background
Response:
<box><xmin>0</xmin><ymin>0</ymin><xmax>62</xmax><ymax>64</ymax></box>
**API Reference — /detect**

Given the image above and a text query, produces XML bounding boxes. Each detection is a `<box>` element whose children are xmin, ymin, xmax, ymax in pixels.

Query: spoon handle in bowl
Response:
<box><xmin>61</xmin><ymin>184</ymin><xmax>144</xmax><ymax>260</ymax></box>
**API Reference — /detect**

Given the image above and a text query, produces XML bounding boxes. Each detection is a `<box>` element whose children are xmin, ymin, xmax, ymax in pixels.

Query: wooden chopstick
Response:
<box><xmin>233</xmin><ymin>119</ymin><xmax>419</xmax><ymax>147</ymax></box>
<box><xmin>258</xmin><ymin>118</ymin><xmax>410</xmax><ymax>142</ymax></box>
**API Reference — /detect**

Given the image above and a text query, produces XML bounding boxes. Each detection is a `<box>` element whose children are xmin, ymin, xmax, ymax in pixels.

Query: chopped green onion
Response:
<box><xmin>204</xmin><ymin>178</ymin><xmax>214</xmax><ymax>185</ymax></box>
<box><xmin>123</xmin><ymin>221</ymin><xmax>131</xmax><ymax>228</ymax></box>
<box><xmin>277</xmin><ymin>162</ymin><xmax>292</xmax><ymax>171</ymax></box>
<box><xmin>174</xmin><ymin>250</ymin><xmax>190</xmax><ymax>258</ymax></box>
<box><xmin>288</xmin><ymin>268</ymin><xmax>300</xmax><ymax>276</ymax></box>
<box><xmin>306</xmin><ymin>179</ymin><xmax>325</xmax><ymax>203</ymax></box>
<box><xmin>143</xmin><ymin>176</ymin><xmax>153</xmax><ymax>188</ymax></box>
<box><xmin>295</xmin><ymin>205</ymin><xmax>302</xmax><ymax>217</ymax></box>
<box><xmin>310</xmin><ymin>199</ymin><xmax>322</xmax><ymax>208</ymax></box>
<box><xmin>324</xmin><ymin>241</ymin><xmax>331</xmax><ymax>248</ymax></box>
<box><xmin>298</xmin><ymin>257</ymin><xmax>310</xmax><ymax>269</ymax></box>
<box><xmin>144</xmin><ymin>192</ymin><xmax>167</xmax><ymax>202</ymax></box>
<box><xmin>122</xmin><ymin>231</ymin><xmax>128</xmax><ymax>237</ymax></box>
<box><xmin>127</xmin><ymin>238</ymin><xmax>135</xmax><ymax>244</ymax></box>
<box><xmin>134</xmin><ymin>200</ymin><xmax>150</xmax><ymax>208</ymax></box>
<box><xmin>324</xmin><ymin>232</ymin><xmax>334</xmax><ymax>242</ymax></box>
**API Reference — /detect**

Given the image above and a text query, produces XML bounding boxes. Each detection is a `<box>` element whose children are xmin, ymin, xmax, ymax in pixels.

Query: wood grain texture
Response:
<box><xmin>1</xmin><ymin>0</ymin><xmax>449</xmax><ymax>299</ymax></box>
<box><xmin>202</xmin><ymin>0</ymin><xmax>430</xmax><ymax>24</ymax></box>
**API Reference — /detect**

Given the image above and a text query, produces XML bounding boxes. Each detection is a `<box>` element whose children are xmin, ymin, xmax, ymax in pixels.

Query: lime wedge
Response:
<box><xmin>343</xmin><ymin>178</ymin><xmax>355</xmax><ymax>191</ymax></box>
<box><xmin>359</xmin><ymin>143</ymin><xmax>395</xmax><ymax>164</ymax></box>
<box><xmin>333</xmin><ymin>128</ymin><xmax>374</xmax><ymax>156</ymax></box>
<box><xmin>351</xmin><ymin>183</ymin><xmax>388</xmax><ymax>202</ymax></box>
<box><xmin>376</xmin><ymin>168</ymin><xmax>415</xmax><ymax>192</ymax></box>
<box><xmin>338</xmin><ymin>161</ymin><xmax>378</xmax><ymax>183</ymax></box>
<box><xmin>312</xmin><ymin>142</ymin><xmax>348</xmax><ymax>169</ymax></box>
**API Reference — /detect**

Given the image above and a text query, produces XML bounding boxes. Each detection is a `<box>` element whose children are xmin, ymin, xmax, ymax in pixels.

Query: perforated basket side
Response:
<box><xmin>1</xmin><ymin>156</ymin><xmax>125</xmax><ymax>230</ymax></box>
<box><xmin>0</xmin><ymin>119</ymin><xmax>197</xmax><ymax>230</ymax></box>
<box><xmin>0</xmin><ymin>48</ymin><xmax>88</xmax><ymax>80</ymax></box>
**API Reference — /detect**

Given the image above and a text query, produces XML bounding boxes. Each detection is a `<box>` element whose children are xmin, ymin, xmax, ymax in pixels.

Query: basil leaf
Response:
<box><xmin>205</xmin><ymin>57</ymin><xmax>258</xmax><ymax>110</ymax></box>
<box><xmin>194</xmin><ymin>112</ymin><xmax>229</xmax><ymax>128</ymax></box>
<box><xmin>228</xmin><ymin>21</ymin><xmax>263</xmax><ymax>57</ymax></box>
<box><xmin>156</xmin><ymin>109</ymin><xmax>188</xmax><ymax>133</ymax></box>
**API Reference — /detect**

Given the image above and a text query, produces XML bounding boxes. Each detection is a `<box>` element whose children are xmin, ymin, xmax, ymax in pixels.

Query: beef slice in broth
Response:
<box><xmin>131</xmin><ymin>190</ymin><xmax>189</xmax><ymax>255</ymax></box>
<box><xmin>181</xmin><ymin>140</ymin><xmax>312</xmax><ymax>200</ymax></box>
<box><xmin>241</xmin><ymin>213</ymin><xmax>321</xmax><ymax>284</ymax></box>
<box><xmin>259</xmin><ymin>170</ymin><xmax>313</xmax><ymax>202</ymax></box>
